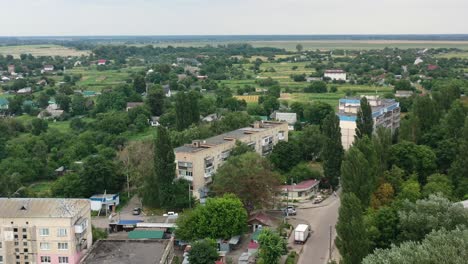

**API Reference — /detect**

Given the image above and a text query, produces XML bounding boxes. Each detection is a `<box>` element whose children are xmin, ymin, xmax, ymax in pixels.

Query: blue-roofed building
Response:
<box><xmin>0</xmin><ymin>97</ymin><xmax>8</xmax><ymax>111</ymax></box>
<box><xmin>339</xmin><ymin>96</ymin><xmax>400</xmax><ymax>149</ymax></box>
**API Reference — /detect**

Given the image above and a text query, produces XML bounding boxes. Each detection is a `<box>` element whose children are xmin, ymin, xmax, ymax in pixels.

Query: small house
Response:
<box><xmin>43</xmin><ymin>65</ymin><xmax>54</xmax><ymax>72</ymax></box>
<box><xmin>248</xmin><ymin>211</ymin><xmax>278</xmax><ymax>232</ymax></box>
<box><xmin>97</xmin><ymin>59</ymin><xmax>107</xmax><ymax>66</ymax></box>
<box><xmin>150</xmin><ymin>116</ymin><xmax>160</xmax><ymax>127</ymax></box>
<box><xmin>90</xmin><ymin>193</ymin><xmax>120</xmax><ymax>212</ymax></box>
<box><xmin>1</xmin><ymin>76</ymin><xmax>10</xmax><ymax>82</ymax></box>
<box><xmin>126</xmin><ymin>102</ymin><xmax>145</xmax><ymax>111</ymax></box>
<box><xmin>196</xmin><ymin>75</ymin><xmax>208</xmax><ymax>80</ymax></box>
<box><xmin>7</xmin><ymin>64</ymin><xmax>15</xmax><ymax>74</ymax></box>
<box><xmin>37</xmin><ymin>103</ymin><xmax>64</xmax><ymax>119</ymax></box>
<box><xmin>279</xmin><ymin>179</ymin><xmax>320</xmax><ymax>201</ymax></box>
<box><xmin>324</xmin><ymin>69</ymin><xmax>346</xmax><ymax>81</ymax></box>
<box><xmin>202</xmin><ymin>113</ymin><xmax>219</xmax><ymax>123</ymax></box>
<box><xmin>162</xmin><ymin>84</ymin><xmax>172</xmax><ymax>97</ymax></box>
<box><xmin>270</xmin><ymin>111</ymin><xmax>297</xmax><ymax>130</ymax></box>
<box><xmin>395</xmin><ymin>90</ymin><xmax>414</xmax><ymax>98</ymax></box>
<box><xmin>427</xmin><ymin>64</ymin><xmax>439</xmax><ymax>71</ymax></box>
<box><xmin>16</xmin><ymin>87</ymin><xmax>32</xmax><ymax>94</ymax></box>
<box><xmin>36</xmin><ymin>79</ymin><xmax>48</xmax><ymax>86</ymax></box>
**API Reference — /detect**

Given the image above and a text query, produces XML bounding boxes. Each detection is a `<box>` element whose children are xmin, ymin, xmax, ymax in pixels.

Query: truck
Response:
<box><xmin>294</xmin><ymin>224</ymin><xmax>311</xmax><ymax>244</ymax></box>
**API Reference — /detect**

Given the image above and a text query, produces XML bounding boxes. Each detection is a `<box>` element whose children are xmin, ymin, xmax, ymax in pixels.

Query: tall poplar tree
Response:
<box><xmin>143</xmin><ymin>126</ymin><xmax>176</xmax><ymax>207</ymax></box>
<box><xmin>355</xmin><ymin>97</ymin><xmax>373</xmax><ymax>139</ymax></box>
<box><xmin>322</xmin><ymin>113</ymin><xmax>344</xmax><ymax>189</ymax></box>
<box><xmin>336</xmin><ymin>193</ymin><xmax>370</xmax><ymax>264</ymax></box>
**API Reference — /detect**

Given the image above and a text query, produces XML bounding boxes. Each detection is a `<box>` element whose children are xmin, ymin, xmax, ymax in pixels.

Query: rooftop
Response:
<box><xmin>175</xmin><ymin>121</ymin><xmax>286</xmax><ymax>153</ymax></box>
<box><xmin>279</xmin><ymin>179</ymin><xmax>320</xmax><ymax>192</ymax></box>
<box><xmin>80</xmin><ymin>239</ymin><xmax>170</xmax><ymax>264</ymax></box>
<box><xmin>338</xmin><ymin>97</ymin><xmax>399</xmax><ymax>117</ymax></box>
<box><xmin>325</xmin><ymin>69</ymin><xmax>345</xmax><ymax>74</ymax></box>
<box><xmin>0</xmin><ymin>198</ymin><xmax>89</xmax><ymax>218</ymax></box>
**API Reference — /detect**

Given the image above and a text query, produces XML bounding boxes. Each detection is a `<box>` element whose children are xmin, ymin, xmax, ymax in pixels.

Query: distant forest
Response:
<box><xmin>1</xmin><ymin>34</ymin><xmax>468</xmax><ymax>47</ymax></box>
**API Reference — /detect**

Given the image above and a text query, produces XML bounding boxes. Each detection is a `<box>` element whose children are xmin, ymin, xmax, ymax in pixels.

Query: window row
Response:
<box><xmin>40</xmin><ymin>256</ymin><xmax>69</xmax><ymax>264</ymax></box>
<box><xmin>40</xmin><ymin>242</ymin><xmax>69</xmax><ymax>250</ymax></box>
<box><xmin>39</xmin><ymin>228</ymin><xmax>68</xmax><ymax>237</ymax></box>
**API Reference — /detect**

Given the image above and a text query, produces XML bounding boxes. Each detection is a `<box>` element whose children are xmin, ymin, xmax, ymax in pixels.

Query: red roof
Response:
<box><xmin>98</xmin><ymin>59</ymin><xmax>107</xmax><ymax>64</ymax></box>
<box><xmin>248</xmin><ymin>241</ymin><xmax>259</xmax><ymax>249</ymax></box>
<box><xmin>248</xmin><ymin>211</ymin><xmax>275</xmax><ymax>226</ymax></box>
<box><xmin>427</xmin><ymin>64</ymin><xmax>439</xmax><ymax>71</ymax></box>
<box><xmin>279</xmin><ymin>179</ymin><xmax>320</xmax><ymax>192</ymax></box>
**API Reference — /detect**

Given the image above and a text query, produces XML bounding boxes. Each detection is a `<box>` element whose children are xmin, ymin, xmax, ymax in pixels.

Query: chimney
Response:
<box><xmin>253</xmin><ymin>121</ymin><xmax>262</xmax><ymax>129</ymax></box>
<box><xmin>192</xmin><ymin>140</ymin><xmax>201</xmax><ymax>148</ymax></box>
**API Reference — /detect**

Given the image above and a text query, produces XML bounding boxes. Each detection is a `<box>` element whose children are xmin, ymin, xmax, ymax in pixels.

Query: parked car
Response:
<box><xmin>163</xmin><ymin>211</ymin><xmax>179</xmax><ymax>217</ymax></box>
<box><xmin>313</xmin><ymin>195</ymin><xmax>324</xmax><ymax>204</ymax></box>
<box><xmin>283</xmin><ymin>206</ymin><xmax>297</xmax><ymax>216</ymax></box>
<box><xmin>132</xmin><ymin>207</ymin><xmax>141</xmax><ymax>215</ymax></box>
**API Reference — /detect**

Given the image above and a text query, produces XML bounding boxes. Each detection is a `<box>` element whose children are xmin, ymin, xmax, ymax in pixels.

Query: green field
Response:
<box><xmin>147</xmin><ymin>40</ymin><xmax>468</xmax><ymax>51</ymax></box>
<box><xmin>58</xmin><ymin>66</ymin><xmax>144</xmax><ymax>91</ymax></box>
<box><xmin>0</xmin><ymin>44</ymin><xmax>89</xmax><ymax>58</ymax></box>
<box><xmin>434</xmin><ymin>51</ymin><xmax>468</xmax><ymax>59</ymax></box>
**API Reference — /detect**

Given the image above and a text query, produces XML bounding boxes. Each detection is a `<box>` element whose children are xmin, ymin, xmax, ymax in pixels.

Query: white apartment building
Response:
<box><xmin>0</xmin><ymin>198</ymin><xmax>92</xmax><ymax>264</ymax></box>
<box><xmin>174</xmin><ymin>121</ymin><xmax>289</xmax><ymax>201</ymax></box>
<box><xmin>324</xmin><ymin>69</ymin><xmax>347</xmax><ymax>81</ymax></box>
<box><xmin>339</xmin><ymin>96</ymin><xmax>400</xmax><ymax>149</ymax></box>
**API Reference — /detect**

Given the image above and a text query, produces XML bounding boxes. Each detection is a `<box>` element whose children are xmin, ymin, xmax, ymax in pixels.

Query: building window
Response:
<box><xmin>40</xmin><ymin>256</ymin><xmax>51</xmax><ymax>264</ymax></box>
<box><xmin>39</xmin><ymin>228</ymin><xmax>49</xmax><ymax>236</ymax></box>
<box><xmin>0</xmin><ymin>256</ymin><xmax>2</xmax><ymax>264</ymax></box>
<box><xmin>15</xmin><ymin>248</ymin><xmax>19</xmax><ymax>253</ymax></box>
<box><xmin>22</xmin><ymin>234</ymin><xmax>27</xmax><ymax>239</ymax></box>
<box><xmin>22</xmin><ymin>228</ymin><xmax>27</xmax><ymax>233</ymax></box>
<box><xmin>57</xmin><ymin>228</ymin><xmax>67</xmax><ymax>237</ymax></box>
<box><xmin>40</xmin><ymin>242</ymin><xmax>50</xmax><ymax>250</ymax></box>
<box><xmin>14</xmin><ymin>241</ymin><xmax>19</xmax><ymax>246</ymax></box>
<box><xmin>58</xmin><ymin>257</ymin><xmax>69</xmax><ymax>264</ymax></box>
<box><xmin>58</xmin><ymin>243</ymin><xmax>68</xmax><ymax>250</ymax></box>
<box><xmin>24</xmin><ymin>248</ymin><xmax>28</xmax><ymax>253</ymax></box>
<box><xmin>0</xmin><ymin>242</ymin><xmax>2</xmax><ymax>248</ymax></box>
<box><xmin>13</xmin><ymin>228</ymin><xmax>18</xmax><ymax>232</ymax></box>
<box><xmin>23</xmin><ymin>242</ymin><xmax>27</xmax><ymax>247</ymax></box>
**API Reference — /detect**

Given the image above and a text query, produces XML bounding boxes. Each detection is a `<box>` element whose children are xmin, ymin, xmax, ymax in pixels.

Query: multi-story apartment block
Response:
<box><xmin>174</xmin><ymin>121</ymin><xmax>289</xmax><ymax>200</ymax></box>
<box><xmin>339</xmin><ymin>96</ymin><xmax>400</xmax><ymax>149</ymax></box>
<box><xmin>0</xmin><ymin>198</ymin><xmax>92</xmax><ymax>264</ymax></box>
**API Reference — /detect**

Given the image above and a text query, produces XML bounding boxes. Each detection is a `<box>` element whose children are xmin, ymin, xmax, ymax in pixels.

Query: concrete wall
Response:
<box><xmin>0</xmin><ymin>203</ymin><xmax>92</xmax><ymax>264</ymax></box>
<box><xmin>175</xmin><ymin>122</ymin><xmax>289</xmax><ymax>199</ymax></box>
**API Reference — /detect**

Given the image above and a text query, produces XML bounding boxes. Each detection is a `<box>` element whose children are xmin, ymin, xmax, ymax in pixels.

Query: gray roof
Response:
<box><xmin>0</xmin><ymin>198</ymin><xmax>89</xmax><ymax>218</ymax></box>
<box><xmin>81</xmin><ymin>239</ymin><xmax>169</xmax><ymax>264</ymax></box>
<box><xmin>175</xmin><ymin>122</ymin><xmax>285</xmax><ymax>153</ymax></box>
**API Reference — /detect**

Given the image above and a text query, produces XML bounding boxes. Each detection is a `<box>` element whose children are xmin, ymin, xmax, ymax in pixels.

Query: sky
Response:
<box><xmin>1</xmin><ymin>0</ymin><xmax>467</xmax><ymax>36</ymax></box>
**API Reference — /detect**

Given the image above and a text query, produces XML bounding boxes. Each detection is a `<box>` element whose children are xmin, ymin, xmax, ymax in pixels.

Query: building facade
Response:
<box><xmin>279</xmin><ymin>179</ymin><xmax>320</xmax><ymax>201</ymax></box>
<box><xmin>174</xmin><ymin>121</ymin><xmax>289</xmax><ymax>200</ymax></box>
<box><xmin>324</xmin><ymin>69</ymin><xmax>346</xmax><ymax>81</ymax></box>
<box><xmin>0</xmin><ymin>198</ymin><xmax>92</xmax><ymax>264</ymax></box>
<box><xmin>339</xmin><ymin>96</ymin><xmax>400</xmax><ymax>149</ymax></box>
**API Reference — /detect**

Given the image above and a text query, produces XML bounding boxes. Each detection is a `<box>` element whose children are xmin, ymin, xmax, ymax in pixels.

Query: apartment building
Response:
<box><xmin>0</xmin><ymin>198</ymin><xmax>92</xmax><ymax>264</ymax></box>
<box><xmin>174</xmin><ymin>121</ymin><xmax>289</xmax><ymax>200</ymax></box>
<box><xmin>339</xmin><ymin>96</ymin><xmax>400</xmax><ymax>149</ymax></box>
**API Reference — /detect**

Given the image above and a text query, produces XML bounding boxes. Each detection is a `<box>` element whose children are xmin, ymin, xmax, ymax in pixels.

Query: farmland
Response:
<box><xmin>148</xmin><ymin>40</ymin><xmax>468</xmax><ymax>51</ymax></box>
<box><xmin>0</xmin><ymin>44</ymin><xmax>89</xmax><ymax>58</ymax></box>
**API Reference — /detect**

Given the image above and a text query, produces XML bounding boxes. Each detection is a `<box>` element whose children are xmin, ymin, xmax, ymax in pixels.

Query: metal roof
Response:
<box><xmin>174</xmin><ymin>121</ymin><xmax>286</xmax><ymax>153</ymax></box>
<box><xmin>0</xmin><ymin>198</ymin><xmax>89</xmax><ymax>218</ymax></box>
<box><xmin>128</xmin><ymin>230</ymin><xmax>164</xmax><ymax>239</ymax></box>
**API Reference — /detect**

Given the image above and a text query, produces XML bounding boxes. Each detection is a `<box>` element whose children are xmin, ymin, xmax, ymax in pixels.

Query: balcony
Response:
<box><xmin>74</xmin><ymin>218</ymin><xmax>88</xmax><ymax>234</ymax></box>
<box><xmin>204</xmin><ymin>167</ymin><xmax>214</xmax><ymax>178</ymax></box>
<box><xmin>181</xmin><ymin>175</ymin><xmax>193</xmax><ymax>182</ymax></box>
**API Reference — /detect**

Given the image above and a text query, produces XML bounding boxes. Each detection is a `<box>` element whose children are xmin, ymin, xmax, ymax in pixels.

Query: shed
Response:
<box><xmin>90</xmin><ymin>193</ymin><xmax>120</xmax><ymax>212</ymax></box>
<box><xmin>128</xmin><ymin>230</ymin><xmax>165</xmax><ymax>239</ymax></box>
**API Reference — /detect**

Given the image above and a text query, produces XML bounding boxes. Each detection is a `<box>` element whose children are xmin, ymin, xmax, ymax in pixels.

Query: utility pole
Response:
<box><xmin>329</xmin><ymin>225</ymin><xmax>333</xmax><ymax>261</ymax></box>
<box><xmin>126</xmin><ymin>155</ymin><xmax>130</xmax><ymax>198</ymax></box>
<box><xmin>188</xmin><ymin>184</ymin><xmax>191</xmax><ymax>209</ymax></box>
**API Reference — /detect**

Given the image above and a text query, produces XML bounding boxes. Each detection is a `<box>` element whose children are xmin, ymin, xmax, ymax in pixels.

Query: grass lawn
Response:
<box><xmin>59</xmin><ymin>66</ymin><xmax>144</xmax><ymax>92</ymax></box>
<box><xmin>434</xmin><ymin>52</ymin><xmax>468</xmax><ymax>59</ymax></box>
<box><xmin>29</xmin><ymin>181</ymin><xmax>54</xmax><ymax>197</ymax></box>
<box><xmin>48</xmin><ymin>120</ymin><xmax>71</xmax><ymax>133</ymax></box>
<box><xmin>127</xmin><ymin>128</ymin><xmax>156</xmax><ymax>142</ymax></box>
<box><xmin>0</xmin><ymin>44</ymin><xmax>89</xmax><ymax>58</ymax></box>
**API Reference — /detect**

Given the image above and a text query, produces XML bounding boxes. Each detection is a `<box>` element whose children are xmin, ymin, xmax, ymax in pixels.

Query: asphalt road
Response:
<box><xmin>289</xmin><ymin>195</ymin><xmax>341</xmax><ymax>264</ymax></box>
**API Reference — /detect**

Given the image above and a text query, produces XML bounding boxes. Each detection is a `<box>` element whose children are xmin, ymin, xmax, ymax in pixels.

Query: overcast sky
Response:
<box><xmin>1</xmin><ymin>0</ymin><xmax>467</xmax><ymax>36</ymax></box>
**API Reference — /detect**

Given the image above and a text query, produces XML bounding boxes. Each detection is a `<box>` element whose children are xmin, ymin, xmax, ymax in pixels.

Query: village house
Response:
<box><xmin>37</xmin><ymin>103</ymin><xmax>64</xmax><ymax>119</ymax></box>
<box><xmin>162</xmin><ymin>84</ymin><xmax>172</xmax><ymax>97</ymax></box>
<box><xmin>97</xmin><ymin>59</ymin><xmax>107</xmax><ymax>66</ymax></box>
<box><xmin>7</xmin><ymin>64</ymin><xmax>15</xmax><ymax>74</ymax></box>
<box><xmin>43</xmin><ymin>65</ymin><xmax>54</xmax><ymax>72</ymax></box>
<box><xmin>395</xmin><ymin>90</ymin><xmax>414</xmax><ymax>98</ymax></box>
<box><xmin>324</xmin><ymin>69</ymin><xmax>346</xmax><ymax>81</ymax></box>
<box><xmin>0</xmin><ymin>98</ymin><xmax>9</xmax><ymax>111</ymax></box>
<box><xmin>279</xmin><ymin>179</ymin><xmax>321</xmax><ymax>201</ymax></box>
<box><xmin>126</xmin><ymin>102</ymin><xmax>145</xmax><ymax>111</ymax></box>
<box><xmin>17</xmin><ymin>87</ymin><xmax>32</xmax><ymax>95</ymax></box>
<box><xmin>150</xmin><ymin>116</ymin><xmax>160</xmax><ymax>127</ymax></box>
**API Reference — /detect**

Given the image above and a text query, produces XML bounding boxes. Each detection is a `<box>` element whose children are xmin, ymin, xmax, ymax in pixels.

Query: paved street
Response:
<box><xmin>288</xmin><ymin>194</ymin><xmax>341</xmax><ymax>264</ymax></box>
